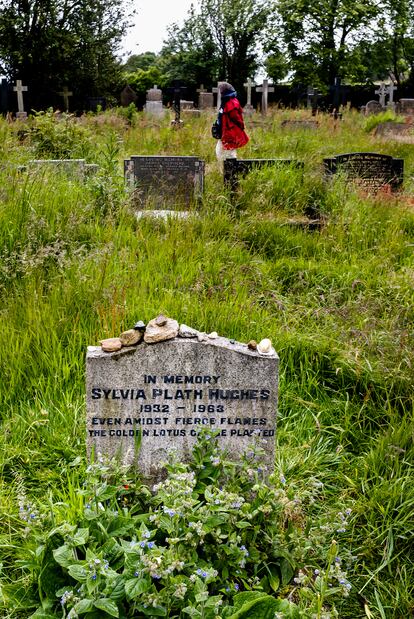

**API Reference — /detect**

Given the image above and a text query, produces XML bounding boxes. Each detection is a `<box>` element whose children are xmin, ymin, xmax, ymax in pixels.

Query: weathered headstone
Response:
<box><xmin>59</xmin><ymin>86</ymin><xmax>73</xmax><ymax>112</ymax></box>
<box><xmin>224</xmin><ymin>158</ymin><xmax>304</xmax><ymax>192</ymax></box>
<box><xmin>375</xmin><ymin>82</ymin><xmax>387</xmax><ymax>108</ymax></box>
<box><xmin>120</xmin><ymin>86</ymin><xmax>138</xmax><ymax>107</ymax></box>
<box><xmin>374</xmin><ymin>122</ymin><xmax>411</xmax><ymax>137</ymax></box>
<box><xmin>281</xmin><ymin>119</ymin><xmax>318</xmax><ymax>130</ymax></box>
<box><xmin>197</xmin><ymin>85</ymin><xmax>214</xmax><ymax>110</ymax></box>
<box><xmin>13</xmin><ymin>79</ymin><xmax>28</xmax><ymax>119</ymax></box>
<box><xmin>397</xmin><ymin>99</ymin><xmax>414</xmax><ymax>115</ymax></box>
<box><xmin>180</xmin><ymin>100</ymin><xmax>194</xmax><ymax>110</ymax></box>
<box><xmin>243</xmin><ymin>78</ymin><xmax>255</xmax><ymax>115</ymax></box>
<box><xmin>323</xmin><ymin>152</ymin><xmax>404</xmax><ymax>192</ymax></box>
<box><xmin>86</xmin><ymin>321</ymin><xmax>279</xmax><ymax>480</ymax></box>
<box><xmin>145</xmin><ymin>85</ymin><xmax>164</xmax><ymax>116</ymax></box>
<box><xmin>365</xmin><ymin>100</ymin><xmax>383</xmax><ymax>115</ymax></box>
<box><xmin>385</xmin><ymin>83</ymin><xmax>397</xmax><ymax>110</ymax></box>
<box><xmin>124</xmin><ymin>155</ymin><xmax>205</xmax><ymax>208</ymax></box>
<box><xmin>256</xmin><ymin>79</ymin><xmax>274</xmax><ymax>116</ymax></box>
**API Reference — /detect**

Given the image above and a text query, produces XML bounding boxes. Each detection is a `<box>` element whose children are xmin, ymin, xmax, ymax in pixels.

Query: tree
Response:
<box><xmin>276</xmin><ymin>0</ymin><xmax>380</xmax><ymax>86</ymax></box>
<box><xmin>123</xmin><ymin>52</ymin><xmax>158</xmax><ymax>73</ymax></box>
<box><xmin>0</xmin><ymin>0</ymin><xmax>132</xmax><ymax>110</ymax></box>
<box><xmin>160</xmin><ymin>0</ymin><xmax>272</xmax><ymax>97</ymax></box>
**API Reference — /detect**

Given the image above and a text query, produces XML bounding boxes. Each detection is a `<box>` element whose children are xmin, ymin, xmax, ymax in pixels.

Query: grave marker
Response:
<box><xmin>224</xmin><ymin>158</ymin><xmax>304</xmax><ymax>192</ymax></box>
<box><xmin>13</xmin><ymin>79</ymin><xmax>28</xmax><ymax>119</ymax></box>
<box><xmin>323</xmin><ymin>152</ymin><xmax>404</xmax><ymax>192</ymax></box>
<box><xmin>374</xmin><ymin>83</ymin><xmax>387</xmax><ymax>108</ymax></box>
<box><xmin>397</xmin><ymin>99</ymin><xmax>414</xmax><ymax>115</ymax></box>
<box><xmin>385</xmin><ymin>83</ymin><xmax>397</xmax><ymax>110</ymax></box>
<box><xmin>86</xmin><ymin>321</ymin><xmax>279</xmax><ymax>480</ymax></box>
<box><xmin>243</xmin><ymin>78</ymin><xmax>255</xmax><ymax>115</ymax></box>
<box><xmin>145</xmin><ymin>85</ymin><xmax>164</xmax><ymax>116</ymax></box>
<box><xmin>59</xmin><ymin>86</ymin><xmax>73</xmax><ymax>112</ymax></box>
<box><xmin>197</xmin><ymin>84</ymin><xmax>213</xmax><ymax>110</ymax></box>
<box><xmin>256</xmin><ymin>79</ymin><xmax>274</xmax><ymax>116</ymax></box>
<box><xmin>212</xmin><ymin>83</ymin><xmax>221</xmax><ymax>111</ymax></box>
<box><xmin>124</xmin><ymin>155</ymin><xmax>205</xmax><ymax>208</ymax></box>
<box><xmin>365</xmin><ymin>100</ymin><xmax>383</xmax><ymax>115</ymax></box>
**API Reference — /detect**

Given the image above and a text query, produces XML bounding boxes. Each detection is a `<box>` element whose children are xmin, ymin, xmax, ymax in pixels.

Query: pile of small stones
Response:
<box><xmin>100</xmin><ymin>314</ymin><xmax>274</xmax><ymax>356</ymax></box>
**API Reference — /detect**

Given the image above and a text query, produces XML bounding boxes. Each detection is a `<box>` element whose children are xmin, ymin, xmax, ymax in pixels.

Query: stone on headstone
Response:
<box><xmin>323</xmin><ymin>152</ymin><xmax>404</xmax><ymax>192</ymax></box>
<box><xmin>124</xmin><ymin>155</ymin><xmax>205</xmax><ymax>209</ymax></box>
<box><xmin>120</xmin><ymin>85</ymin><xmax>138</xmax><ymax>107</ymax></box>
<box><xmin>86</xmin><ymin>320</ymin><xmax>279</xmax><ymax>480</ymax></box>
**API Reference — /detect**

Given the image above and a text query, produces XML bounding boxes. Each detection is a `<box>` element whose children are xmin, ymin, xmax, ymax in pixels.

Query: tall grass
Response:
<box><xmin>0</xmin><ymin>108</ymin><xmax>413</xmax><ymax>617</ymax></box>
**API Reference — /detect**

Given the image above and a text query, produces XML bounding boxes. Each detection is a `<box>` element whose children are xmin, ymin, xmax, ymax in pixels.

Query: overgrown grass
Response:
<box><xmin>0</xmin><ymin>108</ymin><xmax>413</xmax><ymax>618</ymax></box>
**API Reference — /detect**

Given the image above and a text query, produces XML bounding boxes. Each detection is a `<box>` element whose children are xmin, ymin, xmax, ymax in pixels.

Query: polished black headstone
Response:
<box><xmin>224</xmin><ymin>158</ymin><xmax>304</xmax><ymax>192</ymax></box>
<box><xmin>323</xmin><ymin>153</ymin><xmax>404</xmax><ymax>191</ymax></box>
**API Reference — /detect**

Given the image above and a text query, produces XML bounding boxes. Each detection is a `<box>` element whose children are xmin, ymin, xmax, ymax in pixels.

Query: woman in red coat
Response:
<box><xmin>215</xmin><ymin>82</ymin><xmax>249</xmax><ymax>161</ymax></box>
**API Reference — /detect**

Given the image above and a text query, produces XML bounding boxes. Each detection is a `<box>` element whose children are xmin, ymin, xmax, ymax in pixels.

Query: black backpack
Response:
<box><xmin>211</xmin><ymin>118</ymin><xmax>222</xmax><ymax>139</ymax></box>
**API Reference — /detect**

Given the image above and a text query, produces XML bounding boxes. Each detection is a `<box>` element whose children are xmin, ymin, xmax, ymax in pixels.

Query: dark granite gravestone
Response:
<box><xmin>224</xmin><ymin>159</ymin><xmax>304</xmax><ymax>192</ymax></box>
<box><xmin>86</xmin><ymin>323</ymin><xmax>279</xmax><ymax>481</ymax></box>
<box><xmin>87</xmin><ymin>97</ymin><xmax>107</xmax><ymax>112</ymax></box>
<box><xmin>121</xmin><ymin>85</ymin><xmax>138</xmax><ymax>107</ymax></box>
<box><xmin>323</xmin><ymin>153</ymin><xmax>404</xmax><ymax>191</ymax></box>
<box><xmin>281</xmin><ymin>120</ymin><xmax>318</xmax><ymax>130</ymax></box>
<box><xmin>124</xmin><ymin>156</ymin><xmax>205</xmax><ymax>208</ymax></box>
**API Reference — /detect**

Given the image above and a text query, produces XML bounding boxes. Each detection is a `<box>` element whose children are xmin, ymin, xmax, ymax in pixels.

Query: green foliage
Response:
<box><xmin>364</xmin><ymin>110</ymin><xmax>405</xmax><ymax>132</ymax></box>
<box><xmin>0</xmin><ymin>109</ymin><xmax>413</xmax><ymax>618</ymax></box>
<box><xmin>125</xmin><ymin>67</ymin><xmax>165</xmax><ymax>95</ymax></box>
<box><xmin>0</xmin><ymin>0</ymin><xmax>130</xmax><ymax>108</ymax></box>
<box><xmin>1</xmin><ymin>435</ymin><xmax>355</xmax><ymax>618</ymax></box>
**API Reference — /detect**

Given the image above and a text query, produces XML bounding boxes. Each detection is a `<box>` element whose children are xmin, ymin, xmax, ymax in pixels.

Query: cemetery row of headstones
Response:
<box><xmin>124</xmin><ymin>152</ymin><xmax>405</xmax><ymax>214</ymax></box>
<box><xmin>9</xmin><ymin>78</ymin><xmax>413</xmax><ymax>118</ymax></box>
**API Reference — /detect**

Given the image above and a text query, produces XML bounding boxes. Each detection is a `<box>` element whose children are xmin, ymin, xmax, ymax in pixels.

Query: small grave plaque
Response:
<box><xmin>224</xmin><ymin>158</ymin><xmax>304</xmax><ymax>192</ymax></box>
<box><xmin>323</xmin><ymin>152</ymin><xmax>404</xmax><ymax>191</ymax></box>
<box><xmin>124</xmin><ymin>155</ymin><xmax>205</xmax><ymax>208</ymax></box>
<box><xmin>86</xmin><ymin>326</ymin><xmax>278</xmax><ymax>479</ymax></box>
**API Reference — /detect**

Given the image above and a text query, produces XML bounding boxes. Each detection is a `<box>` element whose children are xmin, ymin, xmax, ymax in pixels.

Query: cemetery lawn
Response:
<box><xmin>0</xmin><ymin>108</ymin><xmax>413</xmax><ymax>618</ymax></box>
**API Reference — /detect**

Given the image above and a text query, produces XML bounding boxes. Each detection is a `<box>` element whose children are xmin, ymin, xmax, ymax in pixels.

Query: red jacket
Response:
<box><xmin>221</xmin><ymin>98</ymin><xmax>249</xmax><ymax>150</ymax></box>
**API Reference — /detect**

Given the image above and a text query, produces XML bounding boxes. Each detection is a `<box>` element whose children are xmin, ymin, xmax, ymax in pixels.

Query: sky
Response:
<box><xmin>120</xmin><ymin>0</ymin><xmax>196</xmax><ymax>58</ymax></box>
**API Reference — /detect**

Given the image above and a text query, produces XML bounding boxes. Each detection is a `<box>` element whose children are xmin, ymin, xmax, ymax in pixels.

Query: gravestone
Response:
<box><xmin>397</xmin><ymin>99</ymin><xmax>414</xmax><ymax>115</ymax></box>
<box><xmin>385</xmin><ymin>83</ymin><xmax>397</xmax><ymax>110</ymax></box>
<box><xmin>87</xmin><ymin>97</ymin><xmax>107</xmax><ymax>112</ymax></box>
<box><xmin>256</xmin><ymin>79</ymin><xmax>274</xmax><ymax>116</ymax></box>
<box><xmin>167</xmin><ymin>82</ymin><xmax>188</xmax><ymax>127</ymax></box>
<box><xmin>374</xmin><ymin>122</ymin><xmax>411</xmax><ymax>137</ymax></box>
<box><xmin>59</xmin><ymin>86</ymin><xmax>73</xmax><ymax>112</ymax></box>
<box><xmin>86</xmin><ymin>320</ymin><xmax>279</xmax><ymax>480</ymax></box>
<box><xmin>120</xmin><ymin>86</ymin><xmax>138</xmax><ymax>107</ymax></box>
<box><xmin>375</xmin><ymin>83</ymin><xmax>387</xmax><ymax>108</ymax></box>
<box><xmin>13</xmin><ymin>79</ymin><xmax>28</xmax><ymax>120</ymax></box>
<box><xmin>323</xmin><ymin>153</ymin><xmax>404</xmax><ymax>192</ymax></box>
<box><xmin>180</xmin><ymin>100</ymin><xmax>194</xmax><ymax>110</ymax></box>
<box><xmin>224</xmin><ymin>158</ymin><xmax>304</xmax><ymax>192</ymax></box>
<box><xmin>281</xmin><ymin>120</ymin><xmax>318</xmax><ymax>130</ymax></box>
<box><xmin>212</xmin><ymin>83</ymin><xmax>221</xmax><ymax>111</ymax></box>
<box><xmin>243</xmin><ymin>78</ymin><xmax>255</xmax><ymax>115</ymax></box>
<box><xmin>365</xmin><ymin>100</ymin><xmax>383</xmax><ymax>115</ymax></box>
<box><xmin>145</xmin><ymin>85</ymin><xmax>164</xmax><ymax>116</ymax></box>
<box><xmin>124</xmin><ymin>155</ymin><xmax>205</xmax><ymax>208</ymax></box>
<box><xmin>197</xmin><ymin>85</ymin><xmax>214</xmax><ymax>110</ymax></box>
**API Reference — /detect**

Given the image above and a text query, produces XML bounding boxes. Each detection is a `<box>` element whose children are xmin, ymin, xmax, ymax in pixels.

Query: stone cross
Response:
<box><xmin>386</xmin><ymin>83</ymin><xmax>397</xmax><ymax>109</ymax></box>
<box><xmin>212</xmin><ymin>83</ymin><xmax>221</xmax><ymax>110</ymax></box>
<box><xmin>256</xmin><ymin>79</ymin><xmax>274</xmax><ymax>116</ymax></box>
<box><xmin>59</xmin><ymin>86</ymin><xmax>73</xmax><ymax>112</ymax></box>
<box><xmin>375</xmin><ymin>82</ymin><xmax>387</xmax><ymax>108</ymax></box>
<box><xmin>13</xmin><ymin>80</ymin><xmax>28</xmax><ymax>113</ymax></box>
<box><xmin>197</xmin><ymin>84</ymin><xmax>206</xmax><ymax>94</ymax></box>
<box><xmin>244</xmin><ymin>78</ymin><xmax>254</xmax><ymax>107</ymax></box>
